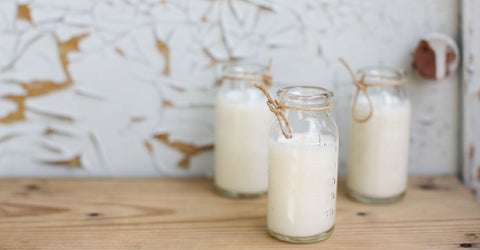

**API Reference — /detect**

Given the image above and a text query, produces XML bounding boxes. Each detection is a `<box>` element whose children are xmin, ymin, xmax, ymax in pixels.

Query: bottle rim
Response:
<box><xmin>357</xmin><ymin>67</ymin><xmax>404</xmax><ymax>83</ymax></box>
<box><xmin>277</xmin><ymin>86</ymin><xmax>334</xmax><ymax>109</ymax></box>
<box><xmin>222</xmin><ymin>62</ymin><xmax>267</xmax><ymax>78</ymax></box>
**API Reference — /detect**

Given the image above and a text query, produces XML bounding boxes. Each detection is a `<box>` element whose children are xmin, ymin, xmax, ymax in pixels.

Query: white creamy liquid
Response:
<box><xmin>268</xmin><ymin>134</ymin><xmax>338</xmax><ymax>238</ymax></box>
<box><xmin>214</xmin><ymin>88</ymin><xmax>273</xmax><ymax>194</ymax></box>
<box><xmin>347</xmin><ymin>95</ymin><xmax>411</xmax><ymax>199</ymax></box>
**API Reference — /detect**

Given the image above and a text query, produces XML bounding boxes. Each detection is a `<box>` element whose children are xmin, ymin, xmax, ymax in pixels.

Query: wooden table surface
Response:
<box><xmin>0</xmin><ymin>176</ymin><xmax>478</xmax><ymax>249</ymax></box>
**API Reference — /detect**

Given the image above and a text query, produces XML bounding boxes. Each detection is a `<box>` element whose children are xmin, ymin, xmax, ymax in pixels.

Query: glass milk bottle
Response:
<box><xmin>347</xmin><ymin>68</ymin><xmax>411</xmax><ymax>204</ymax></box>
<box><xmin>267</xmin><ymin>86</ymin><xmax>339</xmax><ymax>243</ymax></box>
<box><xmin>214</xmin><ymin>63</ymin><xmax>273</xmax><ymax>198</ymax></box>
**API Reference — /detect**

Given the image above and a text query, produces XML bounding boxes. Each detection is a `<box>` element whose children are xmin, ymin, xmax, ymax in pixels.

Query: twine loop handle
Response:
<box><xmin>339</xmin><ymin>58</ymin><xmax>406</xmax><ymax>123</ymax></box>
<box><xmin>251</xmin><ymin>82</ymin><xmax>293</xmax><ymax>139</ymax></box>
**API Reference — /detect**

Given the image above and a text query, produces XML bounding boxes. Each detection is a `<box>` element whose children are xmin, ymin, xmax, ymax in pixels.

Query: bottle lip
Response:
<box><xmin>357</xmin><ymin>67</ymin><xmax>404</xmax><ymax>83</ymax></box>
<box><xmin>222</xmin><ymin>62</ymin><xmax>267</xmax><ymax>78</ymax></box>
<box><xmin>276</xmin><ymin>86</ymin><xmax>334</xmax><ymax>108</ymax></box>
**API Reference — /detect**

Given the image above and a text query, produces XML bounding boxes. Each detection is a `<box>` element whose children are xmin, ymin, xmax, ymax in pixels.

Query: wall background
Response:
<box><xmin>0</xmin><ymin>0</ymin><xmax>460</xmax><ymax>177</ymax></box>
<box><xmin>462</xmin><ymin>0</ymin><xmax>480</xmax><ymax>199</ymax></box>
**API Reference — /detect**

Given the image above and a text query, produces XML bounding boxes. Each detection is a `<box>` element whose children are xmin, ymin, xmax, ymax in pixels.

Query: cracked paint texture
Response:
<box><xmin>0</xmin><ymin>0</ymin><xmax>460</xmax><ymax>177</ymax></box>
<box><xmin>462</xmin><ymin>0</ymin><xmax>480</xmax><ymax>199</ymax></box>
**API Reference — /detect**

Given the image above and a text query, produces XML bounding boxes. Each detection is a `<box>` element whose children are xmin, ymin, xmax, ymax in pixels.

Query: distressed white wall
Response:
<box><xmin>462</xmin><ymin>0</ymin><xmax>480</xmax><ymax>198</ymax></box>
<box><xmin>0</xmin><ymin>0</ymin><xmax>460</xmax><ymax>177</ymax></box>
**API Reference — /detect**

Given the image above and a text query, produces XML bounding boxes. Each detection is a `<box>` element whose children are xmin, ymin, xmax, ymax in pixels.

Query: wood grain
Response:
<box><xmin>0</xmin><ymin>176</ymin><xmax>478</xmax><ymax>249</ymax></box>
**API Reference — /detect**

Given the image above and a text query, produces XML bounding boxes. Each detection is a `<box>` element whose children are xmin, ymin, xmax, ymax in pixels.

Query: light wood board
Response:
<box><xmin>0</xmin><ymin>176</ymin><xmax>478</xmax><ymax>249</ymax></box>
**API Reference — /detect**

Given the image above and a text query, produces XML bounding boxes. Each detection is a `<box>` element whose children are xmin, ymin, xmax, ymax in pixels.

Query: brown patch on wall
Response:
<box><xmin>43</xmin><ymin>155</ymin><xmax>82</xmax><ymax>168</ymax></box>
<box><xmin>215</xmin><ymin>78</ymin><xmax>223</xmax><ymax>86</ymax></box>
<box><xmin>153</xmin><ymin>133</ymin><xmax>213</xmax><ymax>168</ymax></box>
<box><xmin>115</xmin><ymin>48</ymin><xmax>125</xmax><ymax>56</ymax></box>
<box><xmin>477</xmin><ymin>90</ymin><xmax>480</xmax><ymax>101</ymax></box>
<box><xmin>58</xmin><ymin>34</ymin><xmax>88</xmax><ymax>71</ymax></box>
<box><xmin>162</xmin><ymin>100</ymin><xmax>173</xmax><ymax>107</ymax></box>
<box><xmin>0</xmin><ymin>96</ymin><xmax>25</xmax><ymax>123</ymax></box>
<box><xmin>144</xmin><ymin>141</ymin><xmax>153</xmax><ymax>153</ymax></box>
<box><xmin>169</xmin><ymin>85</ymin><xmax>185</xmax><ymax>92</ymax></box>
<box><xmin>202</xmin><ymin>48</ymin><xmax>220</xmax><ymax>66</ymax></box>
<box><xmin>202</xmin><ymin>47</ymin><xmax>239</xmax><ymax>67</ymax></box>
<box><xmin>156</xmin><ymin>40</ymin><xmax>170</xmax><ymax>76</ymax></box>
<box><xmin>470</xmin><ymin>145</ymin><xmax>475</xmax><ymax>162</ymax></box>
<box><xmin>0</xmin><ymin>34</ymin><xmax>88</xmax><ymax>124</ymax></box>
<box><xmin>131</xmin><ymin>116</ymin><xmax>146</xmax><ymax>123</ymax></box>
<box><xmin>16</xmin><ymin>5</ymin><xmax>31</xmax><ymax>22</ymax></box>
<box><xmin>258</xmin><ymin>5</ymin><xmax>274</xmax><ymax>12</ymax></box>
<box><xmin>228</xmin><ymin>56</ymin><xmax>240</xmax><ymax>62</ymax></box>
<box><xmin>43</xmin><ymin>128</ymin><xmax>73</xmax><ymax>137</ymax></box>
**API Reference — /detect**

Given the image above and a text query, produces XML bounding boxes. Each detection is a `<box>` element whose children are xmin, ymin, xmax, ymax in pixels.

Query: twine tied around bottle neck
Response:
<box><xmin>339</xmin><ymin>58</ymin><xmax>406</xmax><ymax>123</ymax></box>
<box><xmin>221</xmin><ymin>59</ymin><xmax>273</xmax><ymax>87</ymax></box>
<box><xmin>251</xmin><ymin>82</ymin><xmax>334</xmax><ymax>139</ymax></box>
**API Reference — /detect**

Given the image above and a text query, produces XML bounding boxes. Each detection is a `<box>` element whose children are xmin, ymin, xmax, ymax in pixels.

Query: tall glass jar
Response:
<box><xmin>347</xmin><ymin>68</ymin><xmax>411</xmax><ymax>204</ymax></box>
<box><xmin>214</xmin><ymin>63</ymin><xmax>273</xmax><ymax>198</ymax></box>
<box><xmin>267</xmin><ymin>86</ymin><xmax>339</xmax><ymax>243</ymax></box>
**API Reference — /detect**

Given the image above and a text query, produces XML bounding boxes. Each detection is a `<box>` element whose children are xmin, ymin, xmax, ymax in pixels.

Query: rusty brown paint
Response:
<box><xmin>470</xmin><ymin>145</ymin><xmax>475</xmax><ymax>162</ymax></box>
<box><xmin>202</xmin><ymin>47</ymin><xmax>239</xmax><ymax>67</ymax></box>
<box><xmin>156</xmin><ymin>40</ymin><xmax>170</xmax><ymax>76</ymax></box>
<box><xmin>0</xmin><ymin>96</ymin><xmax>25</xmax><ymax>123</ymax></box>
<box><xmin>144</xmin><ymin>141</ymin><xmax>153</xmax><ymax>153</ymax></box>
<box><xmin>214</xmin><ymin>78</ymin><xmax>224</xmax><ymax>86</ymax></box>
<box><xmin>130</xmin><ymin>116</ymin><xmax>146</xmax><ymax>123</ymax></box>
<box><xmin>44</xmin><ymin>155</ymin><xmax>82</xmax><ymax>168</ymax></box>
<box><xmin>169</xmin><ymin>85</ymin><xmax>185</xmax><ymax>92</ymax></box>
<box><xmin>162</xmin><ymin>100</ymin><xmax>173</xmax><ymax>107</ymax></box>
<box><xmin>153</xmin><ymin>133</ymin><xmax>213</xmax><ymax>168</ymax></box>
<box><xmin>228</xmin><ymin>56</ymin><xmax>240</xmax><ymax>62</ymax></box>
<box><xmin>16</xmin><ymin>5</ymin><xmax>31</xmax><ymax>22</ymax></box>
<box><xmin>22</xmin><ymin>34</ymin><xmax>88</xmax><ymax>96</ymax></box>
<box><xmin>43</xmin><ymin>128</ymin><xmax>74</xmax><ymax>137</ymax></box>
<box><xmin>0</xmin><ymin>34</ymin><xmax>88</xmax><ymax>124</ymax></box>
<box><xmin>114</xmin><ymin>48</ymin><xmax>125</xmax><ymax>56</ymax></box>
<box><xmin>202</xmin><ymin>48</ymin><xmax>220</xmax><ymax>66</ymax></box>
<box><xmin>477</xmin><ymin>90</ymin><xmax>480</xmax><ymax>101</ymax></box>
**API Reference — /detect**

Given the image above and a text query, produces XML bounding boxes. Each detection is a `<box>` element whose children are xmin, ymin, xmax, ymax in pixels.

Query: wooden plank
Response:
<box><xmin>462</xmin><ymin>0</ymin><xmax>480</xmax><ymax>199</ymax></box>
<box><xmin>0</xmin><ymin>176</ymin><xmax>478</xmax><ymax>249</ymax></box>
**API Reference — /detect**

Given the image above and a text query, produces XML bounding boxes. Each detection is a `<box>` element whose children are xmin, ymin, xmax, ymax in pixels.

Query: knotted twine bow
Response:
<box><xmin>339</xmin><ymin>58</ymin><xmax>406</xmax><ymax>123</ymax></box>
<box><xmin>251</xmin><ymin>82</ymin><xmax>293</xmax><ymax>139</ymax></box>
<box><xmin>221</xmin><ymin>59</ymin><xmax>273</xmax><ymax>87</ymax></box>
<box><xmin>251</xmin><ymin>83</ymin><xmax>334</xmax><ymax>139</ymax></box>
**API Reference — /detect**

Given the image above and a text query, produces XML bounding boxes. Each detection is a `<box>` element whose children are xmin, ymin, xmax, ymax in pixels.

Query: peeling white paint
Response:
<box><xmin>0</xmin><ymin>34</ymin><xmax>66</xmax><ymax>83</ymax></box>
<box><xmin>462</xmin><ymin>0</ymin><xmax>480</xmax><ymax>199</ymax></box>
<box><xmin>25</xmin><ymin>101</ymin><xmax>83</xmax><ymax>122</ymax></box>
<box><xmin>0</xmin><ymin>83</ymin><xmax>27</xmax><ymax>97</ymax></box>
<box><xmin>0</xmin><ymin>99</ymin><xmax>17</xmax><ymax>118</ymax></box>
<box><xmin>74</xmin><ymin>85</ymin><xmax>107</xmax><ymax>100</ymax></box>
<box><xmin>0</xmin><ymin>1</ymin><xmax>16</xmax><ymax>31</ymax></box>
<box><xmin>0</xmin><ymin>0</ymin><xmax>461</xmax><ymax>177</ymax></box>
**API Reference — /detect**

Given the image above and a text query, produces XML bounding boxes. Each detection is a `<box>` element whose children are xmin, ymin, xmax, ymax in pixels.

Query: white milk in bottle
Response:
<box><xmin>347</xmin><ymin>67</ymin><xmax>411</xmax><ymax>204</ymax></box>
<box><xmin>265</xmin><ymin>86</ymin><xmax>339</xmax><ymax>243</ymax></box>
<box><xmin>214</xmin><ymin>63</ymin><xmax>273</xmax><ymax>198</ymax></box>
<box><xmin>268</xmin><ymin>134</ymin><xmax>338</xmax><ymax>239</ymax></box>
